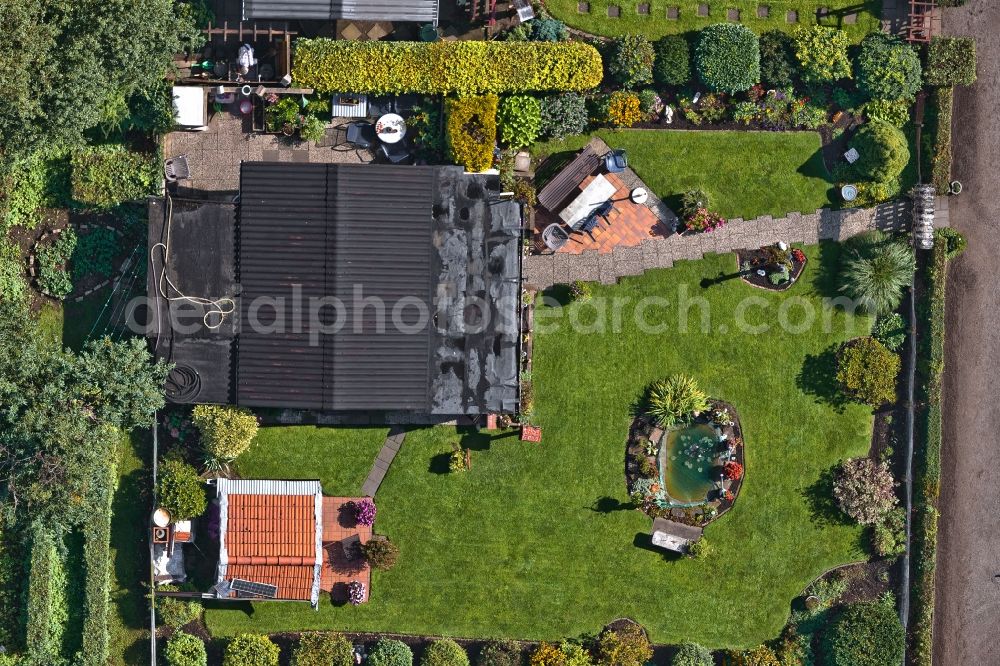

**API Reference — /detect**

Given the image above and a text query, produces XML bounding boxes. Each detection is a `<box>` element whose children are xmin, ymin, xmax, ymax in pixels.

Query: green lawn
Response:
<box><xmin>534</xmin><ymin>129</ymin><xmax>835</xmax><ymax>221</ymax></box>
<box><xmin>545</xmin><ymin>0</ymin><xmax>880</xmax><ymax>40</ymax></box>
<box><xmin>205</xmin><ymin>245</ymin><xmax>873</xmax><ymax>648</ymax></box>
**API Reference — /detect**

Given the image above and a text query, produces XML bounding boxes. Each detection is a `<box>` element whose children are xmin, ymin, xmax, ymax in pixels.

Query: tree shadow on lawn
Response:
<box><xmin>796</xmin><ymin>344</ymin><xmax>849</xmax><ymax>413</ymax></box>
<box><xmin>541</xmin><ymin>283</ymin><xmax>573</xmax><ymax>307</ymax></box>
<box><xmin>809</xmin><ymin>240</ymin><xmax>846</xmax><ymax>300</ymax></box>
<box><xmin>589</xmin><ymin>496</ymin><xmax>634</xmax><ymax>514</ymax></box>
<box><xmin>802</xmin><ymin>464</ymin><xmax>854</xmax><ymax>528</ymax></box>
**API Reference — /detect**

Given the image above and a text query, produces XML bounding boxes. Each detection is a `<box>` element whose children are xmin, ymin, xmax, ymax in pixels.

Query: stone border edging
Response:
<box><xmin>28</xmin><ymin>223</ymin><xmax>128</xmax><ymax>301</ymax></box>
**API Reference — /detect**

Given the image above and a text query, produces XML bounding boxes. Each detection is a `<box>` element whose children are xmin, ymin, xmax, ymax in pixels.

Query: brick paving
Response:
<box><xmin>523</xmin><ymin>198</ymin><xmax>951</xmax><ymax>289</ymax></box>
<box><xmin>320</xmin><ymin>496</ymin><xmax>372</xmax><ymax>601</ymax></box>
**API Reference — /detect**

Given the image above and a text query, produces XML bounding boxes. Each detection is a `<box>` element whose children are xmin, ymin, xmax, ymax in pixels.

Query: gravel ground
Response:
<box><xmin>934</xmin><ymin>2</ymin><xmax>1000</xmax><ymax>664</ymax></box>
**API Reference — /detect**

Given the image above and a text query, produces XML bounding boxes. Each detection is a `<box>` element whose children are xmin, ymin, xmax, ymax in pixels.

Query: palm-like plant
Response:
<box><xmin>841</xmin><ymin>239</ymin><xmax>915</xmax><ymax>315</ymax></box>
<box><xmin>646</xmin><ymin>374</ymin><xmax>710</xmax><ymax>427</ymax></box>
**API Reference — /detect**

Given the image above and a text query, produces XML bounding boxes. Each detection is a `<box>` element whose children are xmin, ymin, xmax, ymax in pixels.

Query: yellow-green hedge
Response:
<box><xmin>293</xmin><ymin>39</ymin><xmax>603</xmax><ymax>95</ymax></box>
<box><xmin>446</xmin><ymin>95</ymin><xmax>498</xmax><ymax>173</ymax></box>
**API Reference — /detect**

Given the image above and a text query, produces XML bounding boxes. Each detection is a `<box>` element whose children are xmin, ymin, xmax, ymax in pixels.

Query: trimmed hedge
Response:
<box><xmin>911</xmin><ymin>236</ymin><xmax>949</xmax><ymax>666</ymax></box>
<box><xmin>368</xmin><ymin>639</ymin><xmax>413</xmax><ymax>666</ymax></box>
<box><xmin>653</xmin><ymin>35</ymin><xmax>691</xmax><ymax>87</ymax></box>
<box><xmin>855</xmin><ymin>33</ymin><xmax>922</xmax><ymax>101</ymax></box>
<box><xmin>926</xmin><ymin>37</ymin><xmax>977</xmax><ymax>87</ymax></box>
<box><xmin>77</xmin><ymin>470</ymin><xmax>114</xmax><ymax>666</ymax></box>
<box><xmin>293</xmin><ymin>40</ymin><xmax>603</xmax><ymax>95</ymax></box>
<box><xmin>825</xmin><ymin>597</ymin><xmax>905</xmax><ymax>666</ymax></box>
<box><xmin>24</xmin><ymin>526</ymin><xmax>68</xmax><ymax>666</ymax></box>
<box><xmin>446</xmin><ymin>95</ymin><xmax>498</xmax><ymax>173</ymax></box>
<box><xmin>927</xmin><ymin>87</ymin><xmax>954</xmax><ymax>195</ymax></box>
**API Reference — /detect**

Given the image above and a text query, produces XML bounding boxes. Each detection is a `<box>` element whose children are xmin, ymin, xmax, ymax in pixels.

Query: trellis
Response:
<box><xmin>905</xmin><ymin>0</ymin><xmax>940</xmax><ymax>43</ymax></box>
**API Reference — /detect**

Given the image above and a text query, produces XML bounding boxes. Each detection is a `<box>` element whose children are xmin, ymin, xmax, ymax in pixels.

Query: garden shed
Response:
<box><xmin>242</xmin><ymin>0</ymin><xmax>439</xmax><ymax>23</ymax></box>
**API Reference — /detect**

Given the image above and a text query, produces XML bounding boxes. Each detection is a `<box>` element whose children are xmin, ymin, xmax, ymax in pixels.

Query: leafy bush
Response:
<box><xmin>192</xmin><ymin>405</ymin><xmax>258</xmax><ymax>462</ymax></box>
<box><xmin>156</xmin><ymin>586</ymin><xmax>202</xmax><ymax>627</ymax></box>
<box><xmin>293</xmin><ymin>40</ymin><xmax>604</xmax><ymax>95</ymax></box>
<box><xmin>926</xmin><ymin>37</ymin><xmax>977</xmax><ymax>87</ymax></box>
<box><xmin>595</xmin><ymin>624</ymin><xmax>652</xmax><ymax>666</ymax></box>
<box><xmin>790</xmin><ymin>101</ymin><xmax>828</xmax><ymax>129</ymax></box>
<box><xmin>833</xmin><ymin>456</ymin><xmax>898</xmax><ymax>525</ymax></box>
<box><xmin>71</xmin><ymin>145</ymin><xmax>159</xmax><ymax>209</ymax></box>
<box><xmin>224</xmin><ymin>634</ymin><xmax>280</xmax><ymax>666</ymax></box>
<box><xmin>840</xmin><ymin>235</ymin><xmax>915</xmax><ymax>316</ymax></box>
<box><xmin>449</xmin><ymin>448</ymin><xmax>468</xmax><ymax>473</ymax></box>
<box><xmin>71</xmin><ymin>227</ymin><xmax>118</xmax><ymax>282</ymax></box>
<box><xmin>851</xmin><ymin>121</ymin><xmax>909</xmax><ymax>184</ymax></box>
<box><xmin>759</xmin><ymin>31</ymin><xmax>796</xmax><ymax>89</ymax></box>
<box><xmin>679</xmin><ymin>189</ymin><xmax>710</xmax><ymax>218</ymax></box>
<box><xmin>0</xmin><ymin>239</ymin><xmax>27</xmax><ymax>304</ymax></box>
<box><xmin>873</xmin><ymin>312</ymin><xmax>906</xmax><ymax>351</ymax></box>
<box><xmin>166</xmin><ymin>631</ymin><xmax>208</xmax><ymax>666</ymax></box>
<box><xmin>360</xmin><ymin>535</ymin><xmax>399</xmax><ymax>570</ymax></box>
<box><xmin>446</xmin><ymin>95</ymin><xmax>498</xmax><ymax>172</ymax></box>
<box><xmin>646</xmin><ymin>375</ymin><xmax>710</xmax><ymax>427</ymax></box>
<box><xmin>266</xmin><ymin>97</ymin><xmax>300</xmax><ymax>132</ymax></box>
<box><xmin>499</xmin><ymin>95</ymin><xmax>542</xmax><ymax>149</ymax></box>
<box><xmin>368</xmin><ymin>639</ymin><xmax>413</xmax><ymax>666</ymax></box>
<box><xmin>299</xmin><ymin>114</ymin><xmax>327</xmax><ymax>143</ymax></box>
<box><xmin>837</xmin><ymin>338</ymin><xmax>901</xmax><ymax>407</ymax></box>
<box><xmin>863</xmin><ymin>99</ymin><xmax>910</xmax><ymax>127</ymax></box>
<box><xmin>609</xmin><ymin>35</ymin><xmax>655</xmax><ymax>89</ymax></box>
<box><xmin>738</xmin><ymin>646</ymin><xmax>780</xmax><ymax>666</ymax></box>
<box><xmin>478</xmin><ymin>640</ymin><xmax>522</xmax><ymax>666</ymax></box>
<box><xmin>25</xmin><ymin>526</ymin><xmax>68</xmax><ymax>666</ymax></box>
<box><xmin>292</xmin><ymin>632</ymin><xmax>354</xmax><ymax>666</ymax></box>
<box><xmin>793</xmin><ymin>26</ymin><xmax>851</xmax><ymax>83</ymax></box>
<box><xmin>530</xmin><ymin>643</ymin><xmax>566</xmax><ymax>666</ymax></box>
<box><xmin>540</xmin><ymin>93</ymin><xmax>588</xmax><ymax>139</ymax></box>
<box><xmin>157</xmin><ymin>458</ymin><xmax>206</xmax><ymax>520</ymax></box>
<box><xmin>423</xmin><ymin>640</ymin><xmax>469</xmax><ymax>666</ymax></box>
<box><xmin>936</xmin><ymin>227</ymin><xmax>966</xmax><ymax>259</ymax></box>
<box><xmin>637</xmin><ymin>89</ymin><xmax>660</xmax><ymax>115</ymax></box>
<box><xmin>559</xmin><ymin>642</ymin><xmax>592</xmax><ymax>666</ymax></box>
<box><xmin>824</xmin><ymin>596</ymin><xmax>905</xmax><ymax>666</ymax></box>
<box><xmin>695</xmin><ymin>23</ymin><xmax>760</xmax><ymax>93</ymax></box>
<box><xmin>653</xmin><ymin>35</ymin><xmax>691</xmax><ymax>86</ymax></box>
<box><xmin>35</xmin><ymin>226</ymin><xmax>77</xmax><ymax>298</ymax></box>
<box><xmin>636</xmin><ymin>456</ymin><xmax>657</xmax><ymax>478</ymax></box>
<box><xmin>671</xmin><ymin>642</ymin><xmax>712</xmax><ymax>666</ymax></box>
<box><xmin>606</xmin><ymin>92</ymin><xmax>644</xmax><ymax>128</ymax></box>
<box><xmin>532</xmin><ymin>18</ymin><xmax>568</xmax><ymax>42</ymax></box>
<box><xmin>856</xmin><ymin>33</ymin><xmax>922</xmax><ymax>101</ymax></box>
<box><xmin>1</xmin><ymin>150</ymin><xmax>71</xmax><ymax>229</ymax></box>
<box><xmin>873</xmin><ymin>507</ymin><xmax>906</xmax><ymax>557</ymax></box>
<box><xmin>409</xmin><ymin>102</ymin><xmax>445</xmax><ymax>162</ymax></box>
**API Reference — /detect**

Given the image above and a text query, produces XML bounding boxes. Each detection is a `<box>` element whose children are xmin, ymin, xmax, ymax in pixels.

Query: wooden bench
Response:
<box><xmin>537</xmin><ymin>146</ymin><xmax>602</xmax><ymax>212</ymax></box>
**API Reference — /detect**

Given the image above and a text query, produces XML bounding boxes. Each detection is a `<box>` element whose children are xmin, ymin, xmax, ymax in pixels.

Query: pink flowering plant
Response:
<box><xmin>347</xmin><ymin>580</ymin><xmax>365</xmax><ymax>605</ymax></box>
<box><xmin>684</xmin><ymin>208</ymin><xmax>726</xmax><ymax>233</ymax></box>
<box><xmin>351</xmin><ymin>498</ymin><xmax>377</xmax><ymax>526</ymax></box>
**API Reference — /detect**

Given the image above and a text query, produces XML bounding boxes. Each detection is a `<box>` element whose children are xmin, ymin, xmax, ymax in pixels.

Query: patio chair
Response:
<box><xmin>593</xmin><ymin>200</ymin><xmax>614</xmax><ymax>225</ymax></box>
<box><xmin>604</xmin><ymin>150</ymin><xmax>628</xmax><ymax>174</ymax></box>
<box><xmin>346</xmin><ymin>122</ymin><xmax>376</xmax><ymax>149</ymax></box>
<box><xmin>379</xmin><ymin>140</ymin><xmax>413</xmax><ymax>165</ymax></box>
<box><xmin>164</xmin><ymin>155</ymin><xmax>191</xmax><ymax>183</ymax></box>
<box><xmin>541</xmin><ymin>223</ymin><xmax>570</xmax><ymax>253</ymax></box>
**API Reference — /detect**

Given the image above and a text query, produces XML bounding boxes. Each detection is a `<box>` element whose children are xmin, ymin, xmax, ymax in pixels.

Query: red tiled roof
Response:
<box><xmin>226</xmin><ymin>563</ymin><xmax>316</xmax><ymax>601</ymax></box>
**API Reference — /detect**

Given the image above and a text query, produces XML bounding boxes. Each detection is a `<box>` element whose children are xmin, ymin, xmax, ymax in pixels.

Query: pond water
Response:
<box><xmin>658</xmin><ymin>423</ymin><xmax>720</xmax><ymax>504</ymax></box>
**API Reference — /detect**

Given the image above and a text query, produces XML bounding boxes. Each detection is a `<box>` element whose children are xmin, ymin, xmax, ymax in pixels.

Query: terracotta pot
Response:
<box><xmin>832</xmin><ymin>110</ymin><xmax>844</xmax><ymax>123</ymax></box>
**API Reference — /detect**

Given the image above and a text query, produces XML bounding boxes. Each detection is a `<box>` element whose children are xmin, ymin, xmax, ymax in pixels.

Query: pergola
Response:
<box><xmin>905</xmin><ymin>0</ymin><xmax>941</xmax><ymax>43</ymax></box>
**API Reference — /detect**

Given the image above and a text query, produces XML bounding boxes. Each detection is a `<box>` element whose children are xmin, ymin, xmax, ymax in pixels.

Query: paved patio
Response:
<box><xmin>320</xmin><ymin>497</ymin><xmax>372</xmax><ymax>602</ymax></box>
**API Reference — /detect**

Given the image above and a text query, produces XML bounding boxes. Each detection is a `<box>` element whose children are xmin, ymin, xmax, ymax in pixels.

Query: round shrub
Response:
<box><xmin>360</xmin><ymin>535</ymin><xmax>399</xmax><ymax>570</ymax></box>
<box><xmin>852</xmin><ymin>121</ymin><xmax>909</xmax><ymax>183</ymax></box>
<box><xmin>833</xmin><ymin>456</ymin><xmax>898</xmax><ymax>526</ymax></box>
<box><xmin>653</xmin><ymin>35</ymin><xmax>691</xmax><ymax>86</ymax></box>
<box><xmin>695</xmin><ymin>23</ymin><xmax>760</xmax><ymax>93</ymax></box>
<box><xmin>224</xmin><ymin>634</ymin><xmax>280</xmax><ymax>666</ymax></box>
<box><xmin>872</xmin><ymin>312</ymin><xmax>906</xmax><ymax>351</ymax></box>
<box><xmin>840</xmin><ymin>236</ymin><xmax>914</xmax><ymax>316</ymax></box>
<box><xmin>192</xmin><ymin>404</ymin><xmax>258</xmax><ymax>462</ymax></box>
<box><xmin>478</xmin><ymin>639</ymin><xmax>522</xmax><ymax>666</ymax></box>
<box><xmin>498</xmin><ymin>95</ymin><xmax>542</xmax><ymax>149</ymax></box>
<box><xmin>156</xmin><ymin>587</ymin><xmax>202</xmax><ymax>628</ymax></box>
<box><xmin>540</xmin><ymin>93</ymin><xmax>588</xmax><ymax>139</ymax></box>
<box><xmin>936</xmin><ymin>227</ymin><xmax>967</xmax><ymax>258</ymax></box>
<box><xmin>368</xmin><ymin>639</ymin><xmax>413</xmax><ymax>666</ymax></box>
<box><xmin>646</xmin><ymin>375</ymin><xmax>709</xmax><ymax>427</ymax></box>
<box><xmin>595</xmin><ymin>623</ymin><xmax>652</xmax><ymax>666</ymax></box>
<box><xmin>609</xmin><ymin>35</ymin><xmax>655</xmax><ymax>89</ymax></box>
<box><xmin>157</xmin><ymin>458</ymin><xmax>206</xmax><ymax>521</ymax></box>
<box><xmin>856</xmin><ymin>33</ymin><xmax>922</xmax><ymax>101</ymax></box>
<box><xmin>292</xmin><ymin>632</ymin><xmax>354</xmax><ymax>666</ymax></box>
<box><xmin>793</xmin><ymin>26</ymin><xmax>852</xmax><ymax>83</ymax></box>
<box><xmin>423</xmin><ymin>640</ymin><xmax>469</xmax><ymax>666</ymax></box>
<box><xmin>759</xmin><ymin>31</ymin><xmax>796</xmax><ymax>89</ymax></box>
<box><xmin>836</xmin><ymin>337</ymin><xmax>900</xmax><ymax>407</ymax></box>
<box><xmin>671</xmin><ymin>642</ymin><xmax>711</xmax><ymax>666</ymax></box>
<box><xmin>165</xmin><ymin>631</ymin><xmax>208</xmax><ymax>666</ymax></box>
<box><xmin>687</xmin><ymin>537</ymin><xmax>712</xmax><ymax>560</ymax></box>
<box><xmin>606</xmin><ymin>92</ymin><xmax>643</xmax><ymax>128</ymax></box>
<box><xmin>824</xmin><ymin>597</ymin><xmax>905</xmax><ymax>666</ymax></box>
<box><xmin>531</xmin><ymin>18</ymin><xmax>567</xmax><ymax>42</ymax></box>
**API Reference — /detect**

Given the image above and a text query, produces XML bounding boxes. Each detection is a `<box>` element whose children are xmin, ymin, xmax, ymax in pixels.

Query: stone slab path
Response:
<box><xmin>360</xmin><ymin>426</ymin><xmax>406</xmax><ymax>497</ymax></box>
<box><xmin>523</xmin><ymin>198</ymin><xmax>949</xmax><ymax>289</ymax></box>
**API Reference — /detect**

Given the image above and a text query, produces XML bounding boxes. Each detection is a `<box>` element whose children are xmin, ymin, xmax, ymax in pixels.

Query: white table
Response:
<box><xmin>376</xmin><ymin>113</ymin><xmax>406</xmax><ymax>144</ymax></box>
<box><xmin>559</xmin><ymin>174</ymin><xmax>618</xmax><ymax>228</ymax></box>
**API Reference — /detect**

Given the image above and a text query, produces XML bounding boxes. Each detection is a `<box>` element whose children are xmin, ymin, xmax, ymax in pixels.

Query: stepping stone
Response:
<box><xmin>637</xmin><ymin>3</ymin><xmax>649</xmax><ymax>14</ymax></box>
<box><xmin>757</xmin><ymin>5</ymin><xmax>769</xmax><ymax>18</ymax></box>
<box><xmin>727</xmin><ymin>8</ymin><xmax>739</xmax><ymax>20</ymax></box>
<box><xmin>607</xmin><ymin>5</ymin><xmax>620</xmax><ymax>17</ymax></box>
<box><xmin>262</xmin><ymin>149</ymin><xmax>280</xmax><ymax>162</ymax></box>
<box><xmin>697</xmin><ymin>3</ymin><xmax>708</xmax><ymax>16</ymax></box>
<box><xmin>577</xmin><ymin>1</ymin><xmax>589</xmax><ymax>11</ymax></box>
<box><xmin>844</xmin><ymin>12</ymin><xmax>857</xmax><ymax>24</ymax></box>
<box><xmin>666</xmin><ymin>6</ymin><xmax>679</xmax><ymax>18</ymax></box>
<box><xmin>786</xmin><ymin>9</ymin><xmax>798</xmax><ymax>22</ymax></box>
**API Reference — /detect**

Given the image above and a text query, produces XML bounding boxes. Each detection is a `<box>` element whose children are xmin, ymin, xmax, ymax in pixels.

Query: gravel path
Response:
<box><xmin>934</xmin><ymin>2</ymin><xmax>1000</xmax><ymax>664</ymax></box>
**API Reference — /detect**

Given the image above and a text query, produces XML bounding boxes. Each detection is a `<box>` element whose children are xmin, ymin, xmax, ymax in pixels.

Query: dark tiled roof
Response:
<box><xmin>243</xmin><ymin>0</ymin><xmax>439</xmax><ymax>22</ymax></box>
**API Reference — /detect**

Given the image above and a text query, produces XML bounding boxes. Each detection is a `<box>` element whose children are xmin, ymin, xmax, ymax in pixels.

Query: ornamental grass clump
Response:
<box><xmin>840</xmin><ymin>233</ymin><xmax>914</xmax><ymax>315</ymax></box>
<box><xmin>833</xmin><ymin>457</ymin><xmax>897</xmax><ymax>526</ymax></box>
<box><xmin>646</xmin><ymin>375</ymin><xmax>709</xmax><ymax>427</ymax></box>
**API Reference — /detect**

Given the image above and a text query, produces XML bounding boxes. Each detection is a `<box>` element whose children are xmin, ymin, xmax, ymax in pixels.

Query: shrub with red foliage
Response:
<box><xmin>723</xmin><ymin>461</ymin><xmax>744</xmax><ymax>480</ymax></box>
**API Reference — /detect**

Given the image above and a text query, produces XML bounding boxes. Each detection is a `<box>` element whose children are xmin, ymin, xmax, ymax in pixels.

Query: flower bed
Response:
<box><xmin>737</xmin><ymin>244</ymin><xmax>807</xmax><ymax>291</ymax></box>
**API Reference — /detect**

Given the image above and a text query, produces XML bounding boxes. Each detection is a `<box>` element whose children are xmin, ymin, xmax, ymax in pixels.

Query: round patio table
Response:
<box><xmin>376</xmin><ymin>113</ymin><xmax>406</xmax><ymax>144</ymax></box>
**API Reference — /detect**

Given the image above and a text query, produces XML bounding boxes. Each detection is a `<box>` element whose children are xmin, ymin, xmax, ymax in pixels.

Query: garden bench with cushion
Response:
<box><xmin>537</xmin><ymin>145</ymin><xmax>601</xmax><ymax>212</ymax></box>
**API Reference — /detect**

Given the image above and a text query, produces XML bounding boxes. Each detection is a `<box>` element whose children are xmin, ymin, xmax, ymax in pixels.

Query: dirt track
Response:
<box><xmin>934</xmin><ymin>2</ymin><xmax>1000</xmax><ymax>664</ymax></box>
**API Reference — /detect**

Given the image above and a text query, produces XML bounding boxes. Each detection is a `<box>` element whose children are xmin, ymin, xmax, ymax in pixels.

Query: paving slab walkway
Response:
<box><xmin>360</xmin><ymin>426</ymin><xmax>406</xmax><ymax>497</ymax></box>
<box><xmin>523</xmin><ymin>198</ymin><xmax>948</xmax><ymax>289</ymax></box>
